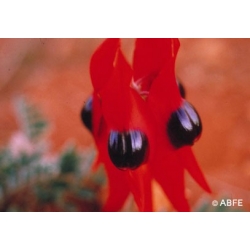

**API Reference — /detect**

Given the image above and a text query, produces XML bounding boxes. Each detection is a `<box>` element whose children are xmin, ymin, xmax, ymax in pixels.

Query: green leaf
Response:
<box><xmin>58</xmin><ymin>146</ymin><xmax>80</xmax><ymax>174</ymax></box>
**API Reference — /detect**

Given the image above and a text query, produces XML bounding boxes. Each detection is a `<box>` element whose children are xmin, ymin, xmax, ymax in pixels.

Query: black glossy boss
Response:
<box><xmin>108</xmin><ymin>130</ymin><xmax>149</xmax><ymax>170</ymax></box>
<box><xmin>167</xmin><ymin>100</ymin><xmax>202</xmax><ymax>148</ymax></box>
<box><xmin>80</xmin><ymin>96</ymin><xmax>93</xmax><ymax>132</ymax></box>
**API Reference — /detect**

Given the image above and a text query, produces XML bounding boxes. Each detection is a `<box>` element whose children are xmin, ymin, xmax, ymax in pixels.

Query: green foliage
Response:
<box><xmin>0</xmin><ymin>97</ymin><xmax>105</xmax><ymax>212</ymax></box>
<box><xmin>59</xmin><ymin>146</ymin><xmax>80</xmax><ymax>174</ymax></box>
<box><xmin>14</xmin><ymin>97</ymin><xmax>47</xmax><ymax>141</ymax></box>
<box><xmin>35</xmin><ymin>184</ymin><xmax>56</xmax><ymax>203</ymax></box>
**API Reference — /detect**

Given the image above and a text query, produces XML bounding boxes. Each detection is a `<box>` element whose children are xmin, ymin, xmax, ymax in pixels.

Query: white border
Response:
<box><xmin>1</xmin><ymin>2</ymin><xmax>249</xmax><ymax>248</ymax></box>
<box><xmin>0</xmin><ymin>212</ymin><xmax>249</xmax><ymax>249</ymax></box>
<box><xmin>1</xmin><ymin>1</ymin><xmax>249</xmax><ymax>37</ymax></box>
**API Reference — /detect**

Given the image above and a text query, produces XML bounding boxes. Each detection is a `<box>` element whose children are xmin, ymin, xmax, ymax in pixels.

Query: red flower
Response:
<box><xmin>81</xmin><ymin>38</ymin><xmax>211</xmax><ymax>212</ymax></box>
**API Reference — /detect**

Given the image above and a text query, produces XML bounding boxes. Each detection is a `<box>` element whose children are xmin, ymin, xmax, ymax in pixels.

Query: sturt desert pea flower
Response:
<box><xmin>81</xmin><ymin>38</ymin><xmax>211</xmax><ymax>212</ymax></box>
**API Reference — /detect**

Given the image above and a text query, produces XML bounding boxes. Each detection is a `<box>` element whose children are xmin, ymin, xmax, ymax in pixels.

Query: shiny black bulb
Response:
<box><xmin>167</xmin><ymin>101</ymin><xmax>202</xmax><ymax>148</ymax></box>
<box><xmin>108</xmin><ymin>130</ymin><xmax>149</xmax><ymax>170</ymax></box>
<box><xmin>80</xmin><ymin>96</ymin><xmax>93</xmax><ymax>132</ymax></box>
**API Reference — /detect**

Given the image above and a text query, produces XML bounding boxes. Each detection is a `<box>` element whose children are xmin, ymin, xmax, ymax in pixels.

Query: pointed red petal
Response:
<box><xmin>91</xmin><ymin>94</ymin><xmax>130</xmax><ymax>211</ymax></box>
<box><xmin>100</xmin><ymin>49</ymin><xmax>157</xmax><ymax>146</ymax></box>
<box><xmin>126</xmin><ymin>164</ymin><xmax>153</xmax><ymax>212</ymax></box>
<box><xmin>96</xmin><ymin>130</ymin><xmax>130</xmax><ymax>212</ymax></box>
<box><xmin>146</xmin><ymin>39</ymin><xmax>210</xmax><ymax>211</ymax></box>
<box><xmin>180</xmin><ymin>147</ymin><xmax>211</xmax><ymax>193</ymax></box>
<box><xmin>133</xmin><ymin>38</ymin><xmax>180</xmax><ymax>93</ymax></box>
<box><xmin>152</xmin><ymin>148</ymin><xmax>190</xmax><ymax>212</ymax></box>
<box><xmin>147</xmin><ymin>55</ymin><xmax>211</xmax><ymax>194</ymax></box>
<box><xmin>94</xmin><ymin>126</ymin><xmax>130</xmax><ymax>212</ymax></box>
<box><xmin>90</xmin><ymin>38</ymin><xmax>120</xmax><ymax>92</ymax></box>
<box><xmin>92</xmin><ymin>93</ymin><xmax>102</xmax><ymax>140</ymax></box>
<box><xmin>96</xmin><ymin>49</ymin><xmax>156</xmax><ymax>211</ymax></box>
<box><xmin>171</xmin><ymin>38</ymin><xmax>180</xmax><ymax>58</ymax></box>
<box><xmin>102</xmin><ymin>161</ymin><xmax>130</xmax><ymax>212</ymax></box>
<box><xmin>100</xmin><ymin>49</ymin><xmax>133</xmax><ymax>130</ymax></box>
<box><xmin>147</xmin><ymin>56</ymin><xmax>181</xmax><ymax>120</ymax></box>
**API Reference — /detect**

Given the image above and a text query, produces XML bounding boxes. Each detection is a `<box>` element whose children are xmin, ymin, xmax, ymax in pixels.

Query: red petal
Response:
<box><xmin>147</xmin><ymin>57</ymin><xmax>211</xmax><ymax>194</ymax></box>
<box><xmin>133</xmin><ymin>38</ymin><xmax>180</xmax><ymax>93</ymax></box>
<box><xmin>89</xmin><ymin>93</ymin><xmax>103</xmax><ymax>171</ymax></box>
<box><xmin>171</xmin><ymin>38</ymin><xmax>180</xmax><ymax>58</ymax></box>
<box><xmin>102</xmin><ymin>161</ymin><xmax>130</xmax><ymax>212</ymax></box>
<box><xmin>93</xmin><ymin>123</ymin><xmax>130</xmax><ymax>212</ymax></box>
<box><xmin>146</xmin><ymin>39</ymin><xmax>210</xmax><ymax>211</ymax></box>
<box><xmin>180</xmin><ymin>147</ymin><xmax>211</xmax><ymax>193</ymax></box>
<box><xmin>151</xmin><ymin>146</ymin><xmax>190</xmax><ymax>212</ymax></box>
<box><xmin>146</xmin><ymin>103</ymin><xmax>190</xmax><ymax>212</ymax></box>
<box><xmin>97</xmin><ymin>127</ymin><xmax>131</xmax><ymax>212</ymax></box>
<box><xmin>100</xmin><ymin>50</ymin><xmax>133</xmax><ymax>130</ymax></box>
<box><xmin>91</xmin><ymin>94</ymin><xmax>130</xmax><ymax>211</ymax></box>
<box><xmin>147</xmin><ymin>55</ymin><xmax>181</xmax><ymax>120</ymax></box>
<box><xmin>126</xmin><ymin>164</ymin><xmax>153</xmax><ymax>212</ymax></box>
<box><xmin>90</xmin><ymin>38</ymin><xmax>120</xmax><ymax>92</ymax></box>
<box><xmin>96</xmin><ymin>49</ymin><xmax>156</xmax><ymax>211</ymax></box>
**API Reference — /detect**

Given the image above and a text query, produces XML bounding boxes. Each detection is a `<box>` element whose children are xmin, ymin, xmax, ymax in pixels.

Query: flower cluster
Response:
<box><xmin>81</xmin><ymin>38</ymin><xmax>211</xmax><ymax>212</ymax></box>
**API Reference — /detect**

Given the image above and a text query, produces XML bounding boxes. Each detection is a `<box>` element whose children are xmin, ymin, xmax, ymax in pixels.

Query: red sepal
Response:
<box><xmin>90</xmin><ymin>38</ymin><xmax>120</xmax><ymax>93</ymax></box>
<box><xmin>132</xmin><ymin>38</ymin><xmax>180</xmax><ymax>94</ymax></box>
<box><xmin>126</xmin><ymin>164</ymin><xmax>153</xmax><ymax>212</ymax></box>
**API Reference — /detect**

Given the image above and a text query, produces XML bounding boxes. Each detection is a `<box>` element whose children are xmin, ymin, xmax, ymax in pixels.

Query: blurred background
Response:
<box><xmin>0</xmin><ymin>38</ymin><xmax>249</xmax><ymax>212</ymax></box>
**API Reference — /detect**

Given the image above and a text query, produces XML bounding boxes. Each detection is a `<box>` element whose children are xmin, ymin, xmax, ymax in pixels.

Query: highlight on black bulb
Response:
<box><xmin>167</xmin><ymin>100</ymin><xmax>202</xmax><ymax>148</ymax></box>
<box><xmin>108</xmin><ymin>130</ymin><xmax>149</xmax><ymax>170</ymax></box>
<box><xmin>80</xmin><ymin>96</ymin><xmax>93</xmax><ymax>132</ymax></box>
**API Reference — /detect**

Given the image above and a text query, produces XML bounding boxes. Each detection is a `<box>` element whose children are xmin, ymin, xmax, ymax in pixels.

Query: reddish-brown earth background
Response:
<box><xmin>1</xmin><ymin>38</ymin><xmax>250</xmax><ymax>211</ymax></box>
